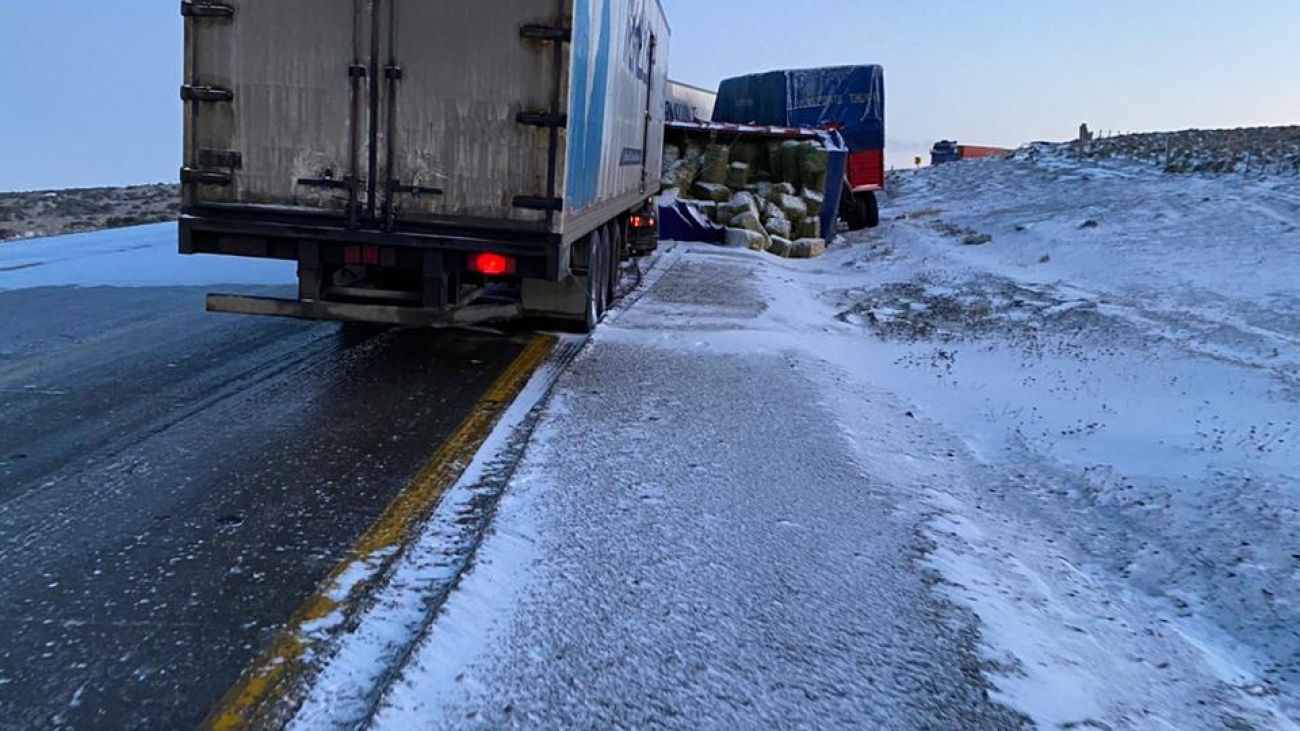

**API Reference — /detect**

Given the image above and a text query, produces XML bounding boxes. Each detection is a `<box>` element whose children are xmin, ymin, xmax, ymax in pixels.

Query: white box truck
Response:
<box><xmin>179</xmin><ymin>0</ymin><xmax>669</xmax><ymax>331</ymax></box>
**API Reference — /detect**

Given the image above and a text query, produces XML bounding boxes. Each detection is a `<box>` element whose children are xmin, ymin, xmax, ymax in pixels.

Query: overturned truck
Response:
<box><xmin>178</xmin><ymin>0</ymin><xmax>669</xmax><ymax>332</ymax></box>
<box><xmin>659</xmin><ymin>121</ymin><xmax>848</xmax><ymax>258</ymax></box>
<box><xmin>712</xmin><ymin>65</ymin><xmax>886</xmax><ymax>229</ymax></box>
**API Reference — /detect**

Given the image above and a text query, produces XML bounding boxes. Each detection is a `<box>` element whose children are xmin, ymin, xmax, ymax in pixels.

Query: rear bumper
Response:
<box><xmin>206</xmin><ymin>294</ymin><xmax>522</xmax><ymax>328</ymax></box>
<box><xmin>180</xmin><ymin>208</ymin><xmax>563</xmax><ymax>281</ymax></box>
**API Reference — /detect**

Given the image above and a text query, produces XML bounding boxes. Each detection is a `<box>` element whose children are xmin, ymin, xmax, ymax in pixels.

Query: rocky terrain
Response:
<box><xmin>1030</xmin><ymin>125</ymin><xmax>1300</xmax><ymax>175</ymax></box>
<box><xmin>0</xmin><ymin>184</ymin><xmax>179</xmax><ymax>242</ymax></box>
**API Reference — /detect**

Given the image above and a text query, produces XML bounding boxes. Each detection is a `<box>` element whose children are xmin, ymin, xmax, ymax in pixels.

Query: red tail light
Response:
<box><xmin>631</xmin><ymin>215</ymin><xmax>656</xmax><ymax>229</ymax></box>
<box><xmin>469</xmin><ymin>253</ymin><xmax>515</xmax><ymax>276</ymax></box>
<box><xmin>344</xmin><ymin>245</ymin><xmax>383</xmax><ymax>266</ymax></box>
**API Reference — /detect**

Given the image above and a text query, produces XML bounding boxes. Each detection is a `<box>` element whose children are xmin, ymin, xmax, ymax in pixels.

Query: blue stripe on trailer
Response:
<box><xmin>565</xmin><ymin>0</ymin><xmax>614</xmax><ymax>213</ymax></box>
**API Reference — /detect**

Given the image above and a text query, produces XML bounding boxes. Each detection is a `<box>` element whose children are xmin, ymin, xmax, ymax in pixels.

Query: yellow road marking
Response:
<box><xmin>201</xmin><ymin>334</ymin><xmax>558</xmax><ymax>731</ymax></box>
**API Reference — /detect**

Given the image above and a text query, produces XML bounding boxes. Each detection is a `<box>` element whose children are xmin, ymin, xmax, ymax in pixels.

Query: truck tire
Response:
<box><xmin>580</xmin><ymin>229</ymin><xmax>609</xmax><ymax>334</ymax></box>
<box><xmin>844</xmin><ymin>191</ymin><xmax>880</xmax><ymax>231</ymax></box>
<box><xmin>862</xmin><ymin>191</ymin><xmax>880</xmax><ymax>228</ymax></box>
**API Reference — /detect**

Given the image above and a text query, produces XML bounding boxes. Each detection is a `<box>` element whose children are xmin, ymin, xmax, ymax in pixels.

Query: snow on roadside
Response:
<box><xmin>822</xmin><ymin>154</ymin><xmax>1300</xmax><ymax>727</ymax></box>
<box><xmin>0</xmin><ymin>222</ymin><xmax>294</xmax><ymax>290</ymax></box>
<box><xmin>298</xmin><ymin>149</ymin><xmax>1295</xmax><ymax>730</ymax></box>
<box><xmin>370</xmin><ymin>250</ymin><xmax>1030</xmax><ymax>730</ymax></box>
<box><xmin>287</xmin><ymin>338</ymin><xmax>582</xmax><ymax>730</ymax></box>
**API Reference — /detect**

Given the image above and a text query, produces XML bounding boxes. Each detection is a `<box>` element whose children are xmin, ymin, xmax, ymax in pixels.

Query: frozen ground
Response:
<box><xmin>358</xmin><ymin>249</ymin><xmax>1028</xmax><ymax>731</ymax></box>
<box><xmin>299</xmin><ymin>152</ymin><xmax>1297</xmax><ymax>729</ymax></box>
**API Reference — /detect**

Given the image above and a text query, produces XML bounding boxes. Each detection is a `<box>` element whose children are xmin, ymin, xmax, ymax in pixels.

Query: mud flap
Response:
<box><xmin>520</xmin><ymin>275</ymin><xmax>590</xmax><ymax>319</ymax></box>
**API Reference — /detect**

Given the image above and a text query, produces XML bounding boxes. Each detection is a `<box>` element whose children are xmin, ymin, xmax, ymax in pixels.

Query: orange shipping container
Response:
<box><xmin>957</xmin><ymin>145</ymin><xmax>1013</xmax><ymax>160</ymax></box>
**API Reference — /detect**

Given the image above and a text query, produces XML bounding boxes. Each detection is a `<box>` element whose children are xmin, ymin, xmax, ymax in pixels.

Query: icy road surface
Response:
<box><xmin>0</xmin><ymin>222</ymin><xmax>293</xmax><ymax>290</ymax></box>
<box><xmin>0</xmin><ymin>223</ymin><xmax>531</xmax><ymax>728</ymax></box>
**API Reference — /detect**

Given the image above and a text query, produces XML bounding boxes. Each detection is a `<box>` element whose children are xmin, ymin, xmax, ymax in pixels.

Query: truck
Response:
<box><xmin>930</xmin><ymin>141</ymin><xmax>1013</xmax><ymax>165</ymax></box>
<box><xmin>665</xmin><ymin>80</ymin><xmax>717</xmax><ymax>123</ymax></box>
<box><xmin>711</xmin><ymin>65</ymin><xmax>885</xmax><ymax>230</ymax></box>
<box><xmin>178</xmin><ymin>0</ymin><xmax>670</xmax><ymax>332</ymax></box>
<box><xmin>660</xmin><ymin>121</ymin><xmax>849</xmax><ymax>243</ymax></box>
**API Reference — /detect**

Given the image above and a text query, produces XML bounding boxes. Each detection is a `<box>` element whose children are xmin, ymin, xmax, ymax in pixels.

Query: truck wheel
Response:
<box><xmin>862</xmin><ymin>191</ymin><xmax>880</xmax><ymax>228</ymax></box>
<box><xmin>581</xmin><ymin>230</ymin><xmax>608</xmax><ymax>333</ymax></box>
<box><xmin>844</xmin><ymin>192</ymin><xmax>867</xmax><ymax>231</ymax></box>
<box><xmin>844</xmin><ymin>191</ymin><xmax>879</xmax><ymax>231</ymax></box>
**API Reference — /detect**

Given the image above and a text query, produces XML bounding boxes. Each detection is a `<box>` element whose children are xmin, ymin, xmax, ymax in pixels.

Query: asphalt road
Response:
<box><xmin>0</xmin><ymin>284</ymin><xmax>528</xmax><ymax>730</ymax></box>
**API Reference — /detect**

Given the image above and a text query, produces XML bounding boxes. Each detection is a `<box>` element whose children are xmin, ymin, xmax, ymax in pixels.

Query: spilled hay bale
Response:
<box><xmin>778</xmin><ymin>193</ymin><xmax>808</xmax><ymax>222</ymax></box>
<box><xmin>799</xmin><ymin>141</ymin><xmax>830</xmax><ymax>191</ymax></box>
<box><xmin>790</xmin><ymin>238</ymin><xmax>827</xmax><ymax>258</ymax></box>
<box><xmin>727</xmin><ymin>162</ymin><xmax>751</xmax><ymax>190</ymax></box>
<box><xmin>730</xmin><ymin>142</ymin><xmax>761</xmax><ymax>166</ymax></box>
<box><xmin>730</xmin><ymin>211</ymin><xmax>766</xmax><ymax>234</ymax></box>
<box><xmin>700</xmin><ymin>144</ymin><xmax>731</xmax><ymax>185</ymax></box>
<box><xmin>719</xmin><ymin>191</ymin><xmax>760</xmax><ymax>224</ymax></box>
<box><xmin>726</xmin><ymin>227</ymin><xmax>768</xmax><ymax>251</ymax></box>
<box><xmin>796</xmin><ymin>216</ymin><xmax>821</xmax><ymax>239</ymax></box>
<box><xmin>801</xmin><ymin>187</ymin><xmax>824</xmax><ymax>217</ymax></box>
<box><xmin>764</xmin><ymin>215</ymin><xmax>793</xmax><ymax>241</ymax></box>
<box><xmin>766</xmin><ymin>236</ymin><xmax>794</xmax><ymax>257</ymax></box>
<box><xmin>767</xmin><ymin>141</ymin><xmax>785</xmax><ymax>180</ymax></box>
<box><xmin>770</xmin><ymin>182</ymin><xmax>797</xmax><ymax>201</ymax></box>
<box><xmin>691</xmin><ymin>182</ymin><xmax>732</xmax><ymax>202</ymax></box>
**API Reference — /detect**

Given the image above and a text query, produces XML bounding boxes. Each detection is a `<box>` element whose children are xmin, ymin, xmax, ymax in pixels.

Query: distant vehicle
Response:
<box><xmin>665</xmin><ymin>80</ymin><xmax>717</xmax><ymax>123</ymax></box>
<box><xmin>712</xmin><ymin>65</ymin><xmax>886</xmax><ymax>230</ymax></box>
<box><xmin>930</xmin><ymin>141</ymin><xmax>1013</xmax><ymax>165</ymax></box>
<box><xmin>178</xmin><ymin>0</ymin><xmax>669</xmax><ymax>332</ymax></box>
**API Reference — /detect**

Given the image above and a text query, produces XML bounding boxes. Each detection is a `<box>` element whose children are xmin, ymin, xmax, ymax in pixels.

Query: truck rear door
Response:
<box><xmin>182</xmin><ymin>1</ymin><xmax>369</xmax><ymax>219</ymax></box>
<box><xmin>379</xmin><ymin>0</ymin><xmax>565</xmax><ymax>230</ymax></box>
<box><xmin>184</xmin><ymin>0</ymin><xmax>564</xmax><ymax>234</ymax></box>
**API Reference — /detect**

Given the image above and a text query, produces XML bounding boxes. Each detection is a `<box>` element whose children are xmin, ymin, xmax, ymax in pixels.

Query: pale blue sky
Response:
<box><xmin>1</xmin><ymin>1</ymin><xmax>1296</xmax><ymax>191</ymax></box>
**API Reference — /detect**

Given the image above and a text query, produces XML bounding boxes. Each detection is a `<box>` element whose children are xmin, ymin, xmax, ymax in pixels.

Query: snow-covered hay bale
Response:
<box><xmin>766</xmin><ymin>236</ymin><xmax>794</xmax><ymax>257</ymax></box>
<box><xmin>730</xmin><ymin>210</ymin><xmax>765</xmax><ymax>235</ymax></box>
<box><xmin>778</xmin><ymin>193</ymin><xmax>808</xmax><ymax>222</ymax></box>
<box><xmin>790</xmin><ymin>238</ymin><xmax>827</xmax><ymax>258</ymax></box>
<box><xmin>725</xmin><ymin>227</ymin><xmax>768</xmax><ymax>251</ymax></box>
<box><xmin>727</xmin><ymin>162</ymin><xmax>751</xmax><ymax>190</ymax></box>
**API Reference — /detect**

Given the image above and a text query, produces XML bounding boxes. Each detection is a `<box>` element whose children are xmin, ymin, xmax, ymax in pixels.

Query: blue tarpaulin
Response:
<box><xmin>658</xmin><ymin>195</ymin><xmax>726</xmax><ymax>244</ymax></box>
<box><xmin>712</xmin><ymin>66</ymin><xmax>885</xmax><ymax>153</ymax></box>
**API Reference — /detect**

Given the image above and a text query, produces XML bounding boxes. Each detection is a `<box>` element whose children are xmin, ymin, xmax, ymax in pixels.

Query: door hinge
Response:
<box><xmin>384</xmin><ymin>64</ymin><xmax>403</xmax><ymax>80</ymax></box>
<box><xmin>180</xmin><ymin>1</ymin><xmax>235</xmax><ymax>19</ymax></box>
<box><xmin>520</xmin><ymin>24</ymin><xmax>572</xmax><ymax>42</ymax></box>
<box><xmin>516</xmin><ymin>111</ymin><xmax>568</xmax><ymax>128</ymax></box>
<box><xmin>513</xmin><ymin>196</ymin><xmax>563</xmax><ymax>212</ymax></box>
<box><xmin>348</xmin><ymin>64</ymin><xmax>368</xmax><ymax>79</ymax></box>
<box><xmin>181</xmin><ymin>84</ymin><xmax>234</xmax><ymax>103</ymax></box>
<box><xmin>181</xmin><ymin>167</ymin><xmax>233</xmax><ymax>186</ymax></box>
